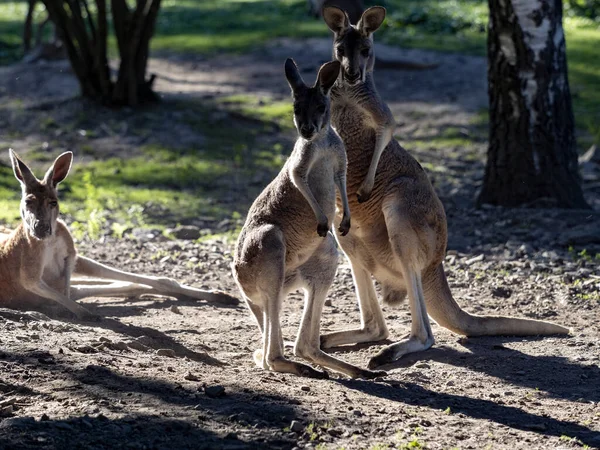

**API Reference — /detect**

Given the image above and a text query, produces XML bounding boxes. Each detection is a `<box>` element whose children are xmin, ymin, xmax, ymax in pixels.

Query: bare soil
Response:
<box><xmin>1</xmin><ymin>39</ymin><xmax>599</xmax><ymax>449</ymax></box>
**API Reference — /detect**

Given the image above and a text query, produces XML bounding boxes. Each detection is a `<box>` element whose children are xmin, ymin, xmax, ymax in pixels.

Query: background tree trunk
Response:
<box><xmin>478</xmin><ymin>0</ymin><xmax>589</xmax><ymax>209</ymax></box>
<box><xmin>41</xmin><ymin>0</ymin><xmax>161</xmax><ymax>107</ymax></box>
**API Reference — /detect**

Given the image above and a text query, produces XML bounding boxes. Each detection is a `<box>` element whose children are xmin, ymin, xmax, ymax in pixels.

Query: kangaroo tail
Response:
<box><xmin>422</xmin><ymin>264</ymin><xmax>569</xmax><ymax>336</ymax></box>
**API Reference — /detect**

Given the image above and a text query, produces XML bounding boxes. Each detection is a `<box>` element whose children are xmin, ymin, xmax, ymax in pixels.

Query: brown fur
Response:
<box><xmin>320</xmin><ymin>6</ymin><xmax>569</xmax><ymax>368</ymax></box>
<box><xmin>0</xmin><ymin>150</ymin><xmax>238</xmax><ymax>319</ymax></box>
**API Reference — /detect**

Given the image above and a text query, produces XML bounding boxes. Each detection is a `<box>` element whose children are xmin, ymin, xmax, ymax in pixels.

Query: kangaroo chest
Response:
<box><xmin>41</xmin><ymin>236</ymin><xmax>72</xmax><ymax>288</ymax></box>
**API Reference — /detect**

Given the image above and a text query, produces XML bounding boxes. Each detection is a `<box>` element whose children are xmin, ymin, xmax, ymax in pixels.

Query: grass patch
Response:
<box><xmin>218</xmin><ymin>94</ymin><xmax>294</xmax><ymax>129</ymax></box>
<box><xmin>0</xmin><ymin>97</ymin><xmax>292</xmax><ymax>233</ymax></box>
<box><xmin>1</xmin><ymin>0</ymin><xmax>596</xmax><ymax>146</ymax></box>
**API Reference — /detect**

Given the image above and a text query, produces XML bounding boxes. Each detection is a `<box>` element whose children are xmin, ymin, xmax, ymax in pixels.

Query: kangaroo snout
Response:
<box><xmin>343</xmin><ymin>69</ymin><xmax>361</xmax><ymax>85</ymax></box>
<box><xmin>33</xmin><ymin>221</ymin><xmax>52</xmax><ymax>239</ymax></box>
<box><xmin>300</xmin><ymin>125</ymin><xmax>316</xmax><ymax>139</ymax></box>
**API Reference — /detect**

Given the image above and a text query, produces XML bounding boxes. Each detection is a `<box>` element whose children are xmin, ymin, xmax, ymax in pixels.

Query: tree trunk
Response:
<box><xmin>41</xmin><ymin>0</ymin><xmax>161</xmax><ymax>107</ymax></box>
<box><xmin>478</xmin><ymin>0</ymin><xmax>589</xmax><ymax>209</ymax></box>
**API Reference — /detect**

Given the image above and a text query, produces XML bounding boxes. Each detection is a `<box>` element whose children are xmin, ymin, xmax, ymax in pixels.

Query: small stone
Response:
<box><xmin>204</xmin><ymin>385</ymin><xmax>226</xmax><ymax>398</ymax></box>
<box><xmin>352</xmin><ymin>409</ymin><xmax>363</xmax><ymax>417</ymax></box>
<box><xmin>290</xmin><ymin>420</ymin><xmax>303</xmax><ymax>433</ymax></box>
<box><xmin>324</xmin><ymin>299</ymin><xmax>332</xmax><ymax>307</ymax></box>
<box><xmin>184</xmin><ymin>372</ymin><xmax>200</xmax><ymax>382</ymax></box>
<box><xmin>300</xmin><ymin>385</ymin><xmax>310</xmax><ymax>392</ymax></box>
<box><xmin>415</xmin><ymin>363</ymin><xmax>430</xmax><ymax>369</ymax></box>
<box><xmin>170</xmin><ymin>305</ymin><xmax>181</xmax><ymax>314</ymax></box>
<box><xmin>327</xmin><ymin>428</ymin><xmax>342</xmax><ymax>437</ymax></box>
<box><xmin>127</xmin><ymin>341</ymin><xmax>150</xmax><ymax>352</ymax></box>
<box><xmin>0</xmin><ymin>405</ymin><xmax>13</xmax><ymax>417</ymax></box>
<box><xmin>40</xmin><ymin>413</ymin><xmax>50</xmax><ymax>421</ymax></box>
<box><xmin>75</xmin><ymin>345</ymin><xmax>98</xmax><ymax>354</ymax></box>
<box><xmin>156</xmin><ymin>349</ymin><xmax>176</xmax><ymax>358</ymax></box>
<box><xmin>491</xmin><ymin>286</ymin><xmax>512</xmax><ymax>298</ymax></box>
<box><xmin>109</xmin><ymin>341</ymin><xmax>129</xmax><ymax>351</ymax></box>
<box><xmin>167</xmin><ymin>225</ymin><xmax>201</xmax><ymax>240</ymax></box>
<box><xmin>465</xmin><ymin>254</ymin><xmax>484</xmax><ymax>265</ymax></box>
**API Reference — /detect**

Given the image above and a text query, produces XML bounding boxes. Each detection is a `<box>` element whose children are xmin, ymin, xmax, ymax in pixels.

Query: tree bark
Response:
<box><xmin>478</xmin><ymin>0</ymin><xmax>589</xmax><ymax>209</ymax></box>
<box><xmin>41</xmin><ymin>0</ymin><xmax>161</xmax><ymax>107</ymax></box>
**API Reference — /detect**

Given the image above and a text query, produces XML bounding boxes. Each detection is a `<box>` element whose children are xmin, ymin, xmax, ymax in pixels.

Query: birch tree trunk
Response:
<box><xmin>478</xmin><ymin>0</ymin><xmax>589</xmax><ymax>209</ymax></box>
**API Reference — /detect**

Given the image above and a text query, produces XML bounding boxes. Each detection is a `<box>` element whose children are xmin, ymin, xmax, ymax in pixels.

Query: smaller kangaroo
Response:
<box><xmin>0</xmin><ymin>150</ymin><xmax>238</xmax><ymax>319</ymax></box>
<box><xmin>232</xmin><ymin>59</ymin><xmax>384</xmax><ymax>379</ymax></box>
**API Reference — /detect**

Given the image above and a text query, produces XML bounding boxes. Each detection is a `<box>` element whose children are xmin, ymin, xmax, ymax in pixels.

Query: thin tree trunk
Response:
<box><xmin>23</xmin><ymin>0</ymin><xmax>36</xmax><ymax>52</ymax></box>
<box><xmin>41</xmin><ymin>0</ymin><xmax>161</xmax><ymax>107</ymax></box>
<box><xmin>478</xmin><ymin>0</ymin><xmax>589</xmax><ymax>209</ymax></box>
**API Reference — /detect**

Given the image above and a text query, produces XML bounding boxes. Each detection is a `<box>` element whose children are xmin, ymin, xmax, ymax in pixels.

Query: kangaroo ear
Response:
<box><xmin>358</xmin><ymin>6</ymin><xmax>386</xmax><ymax>36</ymax></box>
<box><xmin>284</xmin><ymin>58</ymin><xmax>305</xmax><ymax>93</ymax></box>
<box><xmin>9</xmin><ymin>149</ymin><xmax>37</xmax><ymax>187</ymax></box>
<box><xmin>43</xmin><ymin>151</ymin><xmax>73</xmax><ymax>187</ymax></box>
<box><xmin>323</xmin><ymin>6</ymin><xmax>350</xmax><ymax>35</ymax></box>
<box><xmin>317</xmin><ymin>61</ymin><xmax>341</xmax><ymax>95</ymax></box>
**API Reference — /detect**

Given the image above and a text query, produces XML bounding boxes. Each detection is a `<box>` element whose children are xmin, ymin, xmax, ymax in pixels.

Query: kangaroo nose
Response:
<box><xmin>300</xmin><ymin>125</ymin><xmax>315</xmax><ymax>138</ymax></box>
<box><xmin>34</xmin><ymin>222</ymin><xmax>51</xmax><ymax>237</ymax></box>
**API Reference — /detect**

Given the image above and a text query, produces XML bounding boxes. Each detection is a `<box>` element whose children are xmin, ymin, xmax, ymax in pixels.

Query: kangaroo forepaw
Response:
<box><xmin>356</xmin><ymin>188</ymin><xmax>372</xmax><ymax>203</ymax></box>
<box><xmin>338</xmin><ymin>218</ymin><xmax>351</xmax><ymax>236</ymax></box>
<box><xmin>317</xmin><ymin>222</ymin><xmax>330</xmax><ymax>237</ymax></box>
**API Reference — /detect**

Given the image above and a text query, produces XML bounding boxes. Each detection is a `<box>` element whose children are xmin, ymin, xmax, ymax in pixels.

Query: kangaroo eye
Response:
<box><xmin>361</xmin><ymin>48</ymin><xmax>370</xmax><ymax>57</ymax></box>
<box><xmin>49</xmin><ymin>201</ymin><xmax>58</xmax><ymax>207</ymax></box>
<box><xmin>25</xmin><ymin>199</ymin><xmax>34</xmax><ymax>206</ymax></box>
<box><xmin>337</xmin><ymin>46</ymin><xmax>345</xmax><ymax>57</ymax></box>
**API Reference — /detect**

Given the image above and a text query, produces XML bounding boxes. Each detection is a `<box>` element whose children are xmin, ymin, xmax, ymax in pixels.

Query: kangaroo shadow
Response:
<box><xmin>376</xmin><ymin>335</ymin><xmax>599</xmax><ymax>403</ymax></box>
<box><xmin>80</xmin><ymin>294</ymin><xmax>241</xmax><ymax>319</ymax></box>
<box><xmin>85</xmin><ymin>317</ymin><xmax>224</xmax><ymax>365</ymax></box>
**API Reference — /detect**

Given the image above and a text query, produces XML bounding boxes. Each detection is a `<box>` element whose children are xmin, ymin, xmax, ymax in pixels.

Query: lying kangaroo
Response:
<box><xmin>232</xmin><ymin>59</ymin><xmax>384</xmax><ymax>379</ymax></box>
<box><xmin>0</xmin><ymin>150</ymin><xmax>238</xmax><ymax>319</ymax></box>
<box><xmin>320</xmin><ymin>6</ymin><xmax>569</xmax><ymax>368</ymax></box>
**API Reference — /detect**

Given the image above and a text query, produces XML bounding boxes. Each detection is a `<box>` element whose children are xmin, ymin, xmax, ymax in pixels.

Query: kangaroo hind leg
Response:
<box><xmin>320</xmin><ymin>260</ymin><xmax>389</xmax><ymax>348</ymax></box>
<box><xmin>294</xmin><ymin>236</ymin><xmax>384</xmax><ymax>378</ymax></box>
<box><xmin>368</xmin><ymin>201</ymin><xmax>435</xmax><ymax>369</ymax></box>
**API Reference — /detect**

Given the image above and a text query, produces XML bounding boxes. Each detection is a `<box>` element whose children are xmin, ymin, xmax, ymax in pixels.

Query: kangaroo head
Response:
<box><xmin>9</xmin><ymin>150</ymin><xmax>73</xmax><ymax>240</ymax></box>
<box><xmin>284</xmin><ymin>58</ymin><xmax>341</xmax><ymax>141</ymax></box>
<box><xmin>322</xmin><ymin>6</ymin><xmax>386</xmax><ymax>85</ymax></box>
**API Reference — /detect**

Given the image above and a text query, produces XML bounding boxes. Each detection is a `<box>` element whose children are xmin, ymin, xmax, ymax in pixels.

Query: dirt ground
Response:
<box><xmin>1</xmin><ymin>39</ymin><xmax>600</xmax><ymax>450</ymax></box>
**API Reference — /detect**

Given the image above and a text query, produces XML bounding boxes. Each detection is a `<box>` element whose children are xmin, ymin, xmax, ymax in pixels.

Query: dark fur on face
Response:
<box><xmin>284</xmin><ymin>58</ymin><xmax>341</xmax><ymax>140</ymax></box>
<box><xmin>9</xmin><ymin>150</ymin><xmax>73</xmax><ymax>240</ymax></box>
<box><xmin>323</xmin><ymin>6</ymin><xmax>386</xmax><ymax>85</ymax></box>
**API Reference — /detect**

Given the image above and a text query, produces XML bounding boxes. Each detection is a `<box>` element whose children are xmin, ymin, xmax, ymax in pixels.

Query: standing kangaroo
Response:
<box><xmin>0</xmin><ymin>150</ymin><xmax>238</xmax><ymax>319</ymax></box>
<box><xmin>320</xmin><ymin>6</ymin><xmax>569</xmax><ymax>368</ymax></box>
<box><xmin>232</xmin><ymin>59</ymin><xmax>384</xmax><ymax>379</ymax></box>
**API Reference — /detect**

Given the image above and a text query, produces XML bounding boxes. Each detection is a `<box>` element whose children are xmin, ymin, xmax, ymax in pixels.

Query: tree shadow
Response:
<box><xmin>83</xmin><ymin>317</ymin><xmax>223</xmax><ymax>365</ymax></box>
<box><xmin>0</xmin><ymin>349</ymin><xmax>304</xmax><ymax>449</ymax></box>
<box><xmin>336</xmin><ymin>378</ymin><xmax>600</xmax><ymax>447</ymax></box>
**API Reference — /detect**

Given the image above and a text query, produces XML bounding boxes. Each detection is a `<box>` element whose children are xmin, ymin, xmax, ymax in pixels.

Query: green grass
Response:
<box><xmin>1</xmin><ymin>0</ymin><xmax>596</xmax><ymax>142</ymax></box>
<box><xmin>0</xmin><ymin>0</ymin><xmax>598</xmax><ymax>231</ymax></box>
<box><xmin>0</xmin><ymin>97</ymin><xmax>292</xmax><ymax>232</ymax></box>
